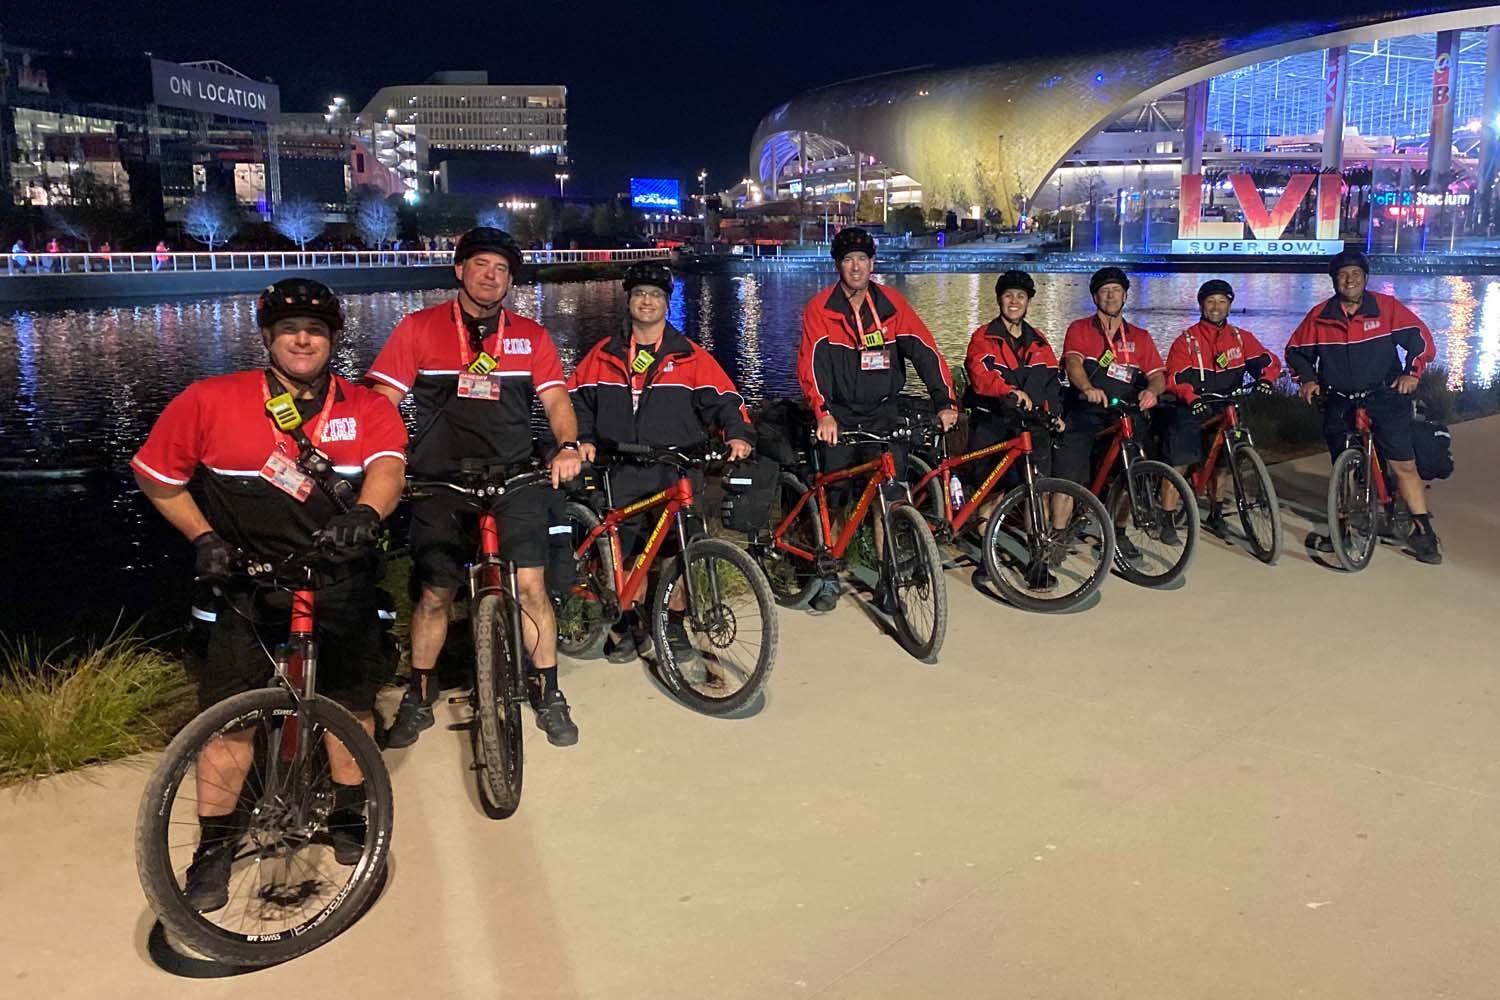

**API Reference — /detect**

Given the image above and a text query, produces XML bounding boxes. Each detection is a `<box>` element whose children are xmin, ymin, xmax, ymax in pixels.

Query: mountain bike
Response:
<box><xmin>136</xmin><ymin>544</ymin><xmax>392</xmax><ymax>967</ymax></box>
<box><xmin>1186</xmin><ymin>388</ymin><xmax>1282</xmax><ymax>565</ymax></box>
<box><xmin>1322</xmin><ymin>388</ymin><xmax>1409</xmax><ymax>572</ymax></box>
<box><xmin>1086</xmin><ymin>400</ymin><xmax>1199</xmax><ymax>588</ymax></box>
<box><xmin>751</xmin><ymin>423</ymin><xmax>947</xmax><ymax>662</ymax></box>
<box><xmin>555</xmin><ymin>442</ymin><xmax>778</xmax><ymax>715</ymax></box>
<box><xmin>906</xmin><ymin>405</ymin><xmax>1114</xmax><ymax>612</ymax></box>
<box><xmin>407</xmin><ymin>462</ymin><xmax>554</xmax><ymax>818</ymax></box>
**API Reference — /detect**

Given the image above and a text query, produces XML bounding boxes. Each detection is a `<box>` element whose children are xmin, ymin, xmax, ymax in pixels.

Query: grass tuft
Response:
<box><xmin>0</xmin><ymin>625</ymin><xmax>193</xmax><ymax>786</ymax></box>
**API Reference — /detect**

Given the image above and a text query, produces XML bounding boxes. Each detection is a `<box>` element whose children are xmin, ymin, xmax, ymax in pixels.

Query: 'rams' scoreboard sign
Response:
<box><xmin>150</xmin><ymin>59</ymin><xmax>280</xmax><ymax>123</ymax></box>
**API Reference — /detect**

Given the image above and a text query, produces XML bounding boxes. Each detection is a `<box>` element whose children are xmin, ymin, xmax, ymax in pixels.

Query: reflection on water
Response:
<box><xmin>1</xmin><ymin>270</ymin><xmax>1495</xmax><ymax>638</ymax></box>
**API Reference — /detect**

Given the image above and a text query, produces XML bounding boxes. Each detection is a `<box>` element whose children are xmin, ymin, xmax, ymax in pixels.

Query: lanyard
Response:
<box><xmin>453</xmin><ymin>300</ymin><xmax>503</xmax><ymax>372</ymax></box>
<box><xmin>848</xmin><ymin>292</ymin><xmax>882</xmax><ymax>346</ymax></box>
<box><xmin>262</xmin><ymin>372</ymin><xmax>337</xmax><ymax>454</ymax></box>
<box><xmin>1190</xmin><ymin>324</ymin><xmax>1245</xmax><ymax>376</ymax></box>
<box><xmin>1100</xmin><ymin>318</ymin><xmax>1134</xmax><ymax>365</ymax></box>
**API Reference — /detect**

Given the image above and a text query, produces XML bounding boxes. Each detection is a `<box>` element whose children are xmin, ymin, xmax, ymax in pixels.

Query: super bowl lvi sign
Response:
<box><xmin>1173</xmin><ymin>173</ymin><xmax>1344</xmax><ymax>255</ymax></box>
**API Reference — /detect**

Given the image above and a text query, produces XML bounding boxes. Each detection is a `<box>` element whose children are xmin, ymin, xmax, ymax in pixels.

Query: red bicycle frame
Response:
<box><xmin>574</xmin><ymin>476</ymin><xmax>697</xmax><ymax>611</ymax></box>
<box><xmin>1353</xmin><ymin>405</ymin><xmax>1393</xmax><ymax>505</ymax></box>
<box><xmin>908</xmin><ymin>432</ymin><xmax>1034</xmax><ymax>535</ymax></box>
<box><xmin>772</xmin><ymin>450</ymin><xmax>897</xmax><ymax>562</ymax></box>
<box><xmin>1187</xmin><ymin>406</ymin><xmax>1240</xmax><ymax>498</ymax></box>
<box><xmin>1086</xmin><ymin>414</ymin><xmax>1138</xmax><ymax>499</ymax></box>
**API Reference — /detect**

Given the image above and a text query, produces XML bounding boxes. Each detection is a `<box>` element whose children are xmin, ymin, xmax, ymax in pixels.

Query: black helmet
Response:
<box><xmin>454</xmin><ymin>226</ymin><xmax>523</xmax><ymax>271</ymax></box>
<box><xmin>256</xmin><ymin>278</ymin><xmax>343</xmax><ymax>332</ymax></box>
<box><xmin>995</xmin><ymin>269</ymin><xmax>1036</xmax><ymax>300</ymax></box>
<box><xmin>830</xmin><ymin>226</ymin><xmax>876</xmax><ymax>262</ymax></box>
<box><xmin>1089</xmin><ymin>266</ymin><xmax>1130</xmax><ymax>296</ymax></box>
<box><xmin>1196</xmin><ymin>278</ymin><xmax>1235</xmax><ymax>305</ymax></box>
<box><xmin>1328</xmin><ymin>248</ymin><xmax>1370</xmax><ymax>278</ymax></box>
<box><xmin>623</xmin><ymin>261</ymin><xmax>673</xmax><ymax>296</ymax></box>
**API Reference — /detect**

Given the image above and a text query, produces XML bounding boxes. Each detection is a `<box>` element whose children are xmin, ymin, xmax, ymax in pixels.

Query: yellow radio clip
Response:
<box><xmin>467</xmin><ymin>351</ymin><xmax>498</xmax><ymax>376</ymax></box>
<box><xmin>862</xmin><ymin>329</ymin><xmax>885</xmax><ymax>348</ymax></box>
<box><xmin>631</xmin><ymin>349</ymin><xmax>655</xmax><ymax>374</ymax></box>
<box><xmin>265</xmin><ymin>392</ymin><xmax>303</xmax><ymax>432</ymax></box>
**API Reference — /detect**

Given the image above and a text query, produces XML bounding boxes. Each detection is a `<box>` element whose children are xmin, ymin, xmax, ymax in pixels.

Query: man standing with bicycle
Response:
<box><xmin>1163</xmin><ymin>279</ymin><xmax>1281</xmax><ymax>538</ymax></box>
<box><xmin>568</xmin><ymin>261</ymin><xmax>755</xmax><ymax>662</ymax></box>
<box><xmin>368</xmin><ymin>227</ymin><xmax>583</xmax><ymax>748</ymax></box>
<box><xmin>132</xmin><ymin>278</ymin><xmax>407</xmax><ymax>911</ymax></box>
<box><xmin>1286</xmin><ymin>249</ymin><xmax>1440</xmax><ymax>564</ymax></box>
<box><xmin>796</xmin><ymin>226</ymin><xmax>958</xmax><ymax>611</ymax></box>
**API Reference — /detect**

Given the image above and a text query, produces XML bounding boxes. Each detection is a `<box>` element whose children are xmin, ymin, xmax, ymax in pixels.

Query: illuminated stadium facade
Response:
<box><xmin>747</xmin><ymin>5</ymin><xmax>1500</xmax><ymax>250</ymax></box>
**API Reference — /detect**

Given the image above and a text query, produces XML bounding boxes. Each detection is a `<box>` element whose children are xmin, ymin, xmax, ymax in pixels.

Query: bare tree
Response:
<box><xmin>475</xmin><ymin>206</ymin><xmax>510</xmax><ymax>231</ymax></box>
<box><xmin>355</xmin><ymin>195</ymin><xmax>399</xmax><ymax>250</ymax></box>
<box><xmin>182</xmin><ymin>193</ymin><xmax>241</xmax><ymax>267</ymax></box>
<box><xmin>272</xmin><ymin>197</ymin><xmax>325</xmax><ymax>252</ymax></box>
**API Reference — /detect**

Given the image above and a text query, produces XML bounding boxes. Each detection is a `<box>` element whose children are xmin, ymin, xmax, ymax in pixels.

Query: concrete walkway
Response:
<box><xmin>4</xmin><ymin>418</ymin><xmax>1499</xmax><ymax>999</ymax></box>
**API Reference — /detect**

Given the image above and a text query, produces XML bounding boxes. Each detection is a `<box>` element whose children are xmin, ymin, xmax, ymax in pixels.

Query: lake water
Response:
<box><xmin>3</xmin><ymin>269</ymin><xmax>1496</xmax><ymax>640</ymax></box>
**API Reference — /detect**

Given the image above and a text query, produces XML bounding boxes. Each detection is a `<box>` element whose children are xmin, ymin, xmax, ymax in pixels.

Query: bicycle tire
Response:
<box><xmin>755</xmin><ymin>471</ymin><xmax>825</xmax><ymax>609</ymax></box>
<box><xmin>904</xmin><ymin>454</ymin><xmax>946</xmax><ymax>528</ymax></box>
<box><xmin>982</xmin><ymin>478</ymin><xmax>1114</xmax><ymax>613</ymax></box>
<box><xmin>1106</xmin><ymin>459</ymin><xmax>1198</xmax><ymax>588</ymax></box>
<box><xmin>136</xmin><ymin>688</ymin><xmax>392</xmax><ymax>967</ymax></box>
<box><xmin>556</xmin><ymin>501</ymin><xmax>613</xmax><ymax>659</ymax></box>
<box><xmin>886</xmin><ymin>503</ymin><xmax>947</xmax><ymax>662</ymax></box>
<box><xmin>472</xmin><ymin>592</ymin><xmax>524</xmax><ymax>818</ymax></box>
<box><xmin>1229</xmin><ymin>443</ymin><xmax>1282</xmax><ymax>565</ymax></box>
<box><xmin>1327</xmin><ymin>448</ymin><xmax>1377</xmax><ymax>572</ymax></box>
<box><xmin>650</xmin><ymin>539</ymin><xmax>779</xmax><ymax>715</ymax></box>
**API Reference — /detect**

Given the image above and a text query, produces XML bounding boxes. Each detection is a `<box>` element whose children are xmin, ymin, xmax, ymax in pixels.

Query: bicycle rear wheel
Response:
<box><xmin>886</xmin><ymin>503</ymin><xmax>947</xmax><ymax>662</ymax></box>
<box><xmin>983</xmin><ymin>478</ymin><xmax>1114</xmax><ymax>613</ymax></box>
<box><xmin>555</xmin><ymin>501</ymin><xmax>614</xmax><ymax>659</ymax></box>
<box><xmin>1327</xmin><ymin>448</ymin><xmax>1377</xmax><ymax>572</ymax></box>
<box><xmin>754</xmin><ymin>471</ymin><xmax>825</xmax><ymax>609</ymax></box>
<box><xmin>1229</xmin><ymin>443</ymin><xmax>1282</xmax><ymax>565</ymax></box>
<box><xmin>136</xmin><ymin>688</ymin><xmax>391</xmax><ymax>967</ymax></box>
<box><xmin>652</xmin><ymin>539</ymin><xmax>779</xmax><ymax>715</ymax></box>
<box><xmin>472</xmin><ymin>592</ymin><xmax>523</xmax><ymax>818</ymax></box>
<box><xmin>1107</xmin><ymin>460</ymin><xmax>1199</xmax><ymax>588</ymax></box>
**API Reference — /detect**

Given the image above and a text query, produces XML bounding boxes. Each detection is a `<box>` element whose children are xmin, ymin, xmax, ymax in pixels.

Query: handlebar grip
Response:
<box><xmin>615</xmin><ymin>441</ymin><xmax>653</xmax><ymax>455</ymax></box>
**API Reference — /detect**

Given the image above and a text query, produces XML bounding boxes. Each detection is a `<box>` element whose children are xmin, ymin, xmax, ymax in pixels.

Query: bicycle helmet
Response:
<box><xmin>830</xmin><ymin>226</ymin><xmax>876</xmax><ymax>261</ymax></box>
<box><xmin>454</xmin><ymin>226</ymin><xmax>524</xmax><ymax>271</ymax></box>
<box><xmin>1196</xmin><ymin>278</ymin><xmax>1235</xmax><ymax>304</ymax></box>
<box><xmin>1327</xmin><ymin>248</ymin><xmax>1369</xmax><ymax>278</ymax></box>
<box><xmin>623</xmin><ymin>261</ymin><xmax>674</xmax><ymax>296</ymax></box>
<box><xmin>1089</xmin><ymin>266</ymin><xmax>1130</xmax><ymax>296</ymax></box>
<box><xmin>995</xmin><ymin>269</ymin><xmax>1036</xmax><ymax>299</ymax></box>
<box><xmin>256</xmin><ymin>278</ymin><xmax>344</xmax><ymax>332</ymax></box>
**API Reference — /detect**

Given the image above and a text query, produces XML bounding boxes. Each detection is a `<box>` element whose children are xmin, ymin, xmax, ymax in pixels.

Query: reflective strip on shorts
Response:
<box><xmin>377</xmin><ymin>609</ymin><xmax>398</xmax><ymax>620</ymax></box>
<box><xmin>190</xmin><ymin>606</ymin><xmax>218</xmax><ymax>623</ymax></box>
<box><xmin>549</xmin><ymin>525</ymin><xmax>572</xmax><ymax>535</ymax></box>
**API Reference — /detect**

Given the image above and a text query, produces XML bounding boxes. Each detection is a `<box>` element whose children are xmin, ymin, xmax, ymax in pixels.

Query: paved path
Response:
<box><xmin>4</xmin><ymin>418</ymin><xmax>1499</xmax><ymax>999</ymax></box>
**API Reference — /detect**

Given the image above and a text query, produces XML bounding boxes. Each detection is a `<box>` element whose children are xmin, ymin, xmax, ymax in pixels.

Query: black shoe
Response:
<box><xmin>1116</xmin><ymin>534</ymin><xmax>1141</xmax><ymax>562</ymax></box>
<box><xmin>385</xmin><ymin>688</ymin><xmax>436</xmax><ymax>749</ymax></box>
<box><xmin>1406</xmin><ymin>529</ymin><xmax>1443</xmax><ymax>565</ymax></box>
<box><xmin>1203</xmin><ymin>509</ymin><xmax>1230</xmax><ymax>541</ymax></box>
<box><xmin>664</xmin><ymin>618</ymin><xmax>700</xmax><ymax>661</ymax></box>
<box><xmin>183</xmin><ymin>840</ymin><xmax>235</xmax><ymax>913</ymax></box>
<box><xmin>605</xmin><ymin>628</ymin><xmax>644</xmax><ymax>664</ymax></box>
<box><xmin>1156</xmin><ymin>518</ymin><xmax>1181</xmax><ymax>547</ymax></box>
<box><xmin>1023</xmin><ymin>562</ymin><xmax>1058</xmax><ymax>592</ymax></box>
<box><xmin>326</xmin><ymin>809</ymin><xmax>367</xmax><ymax>866</ymax></box>
<box><xmin>809</xmin><ymin>577</ymin><xmax>840</xmax><ymax>612</ymax></box>
<box><xmin>530</xmin><ymin>688</ymin><xmax>579</xmax><ymax>747</ymax></box>
<box><xmin>873</xmin><ymin>580</ymin><xmax>900</xmax><ymax>615</ymax></box>
<box><xmin>1313</xmin><ymin>533</ymin><xmax>1336</xmax><ymax>554</ymax></box>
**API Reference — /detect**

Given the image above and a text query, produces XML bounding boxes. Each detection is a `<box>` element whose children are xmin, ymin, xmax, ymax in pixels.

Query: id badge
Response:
<box><xmin>260</xmin><ymin>450</ymin><xmax>314</xmax><ymax>502</ymax></box>
<box><xmin>456</xmin><ymin>372</ymin><xmax>502</xmax><ymax>400</ymax></box>
<box><xmin>1105</xmin><ymin>361</ymin><xmax>1139</xmax><ymax>384</ymax></box>
<box><xmin>861</xmin><ymin>348</ymin><xmax>891</xmax><ymax>371</ymax></box>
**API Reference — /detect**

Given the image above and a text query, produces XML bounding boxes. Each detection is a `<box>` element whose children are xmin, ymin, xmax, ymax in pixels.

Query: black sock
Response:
<box><xmin>1412</xmin><ymin>513</ymin><xmax>1433</xmax><ymax>534</ymax></box>
<box><xmin>408</xmin><ymin>667</ymin><xmax>437</xmax><ymax>702</ymax></box>
<box><xmin>331</xmin><ymin>780</ymin><xmax>367</xmax><ymax>817</ymax></box>
<box><xmin>198</xmin><ymin>812</ymin><xmax>242</xmax><ymax>852</ymax></box>
<box><xmin>531</xmin><ymin>665</ymin><xmax>558</xmax><ymax>696</ymax></box>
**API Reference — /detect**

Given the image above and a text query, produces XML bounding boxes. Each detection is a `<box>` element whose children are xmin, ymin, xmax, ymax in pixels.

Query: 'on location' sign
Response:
<box><xmin>150</xmin><ymin>58</ymin><xmax>280</xmax><ymax>123</ymax></box>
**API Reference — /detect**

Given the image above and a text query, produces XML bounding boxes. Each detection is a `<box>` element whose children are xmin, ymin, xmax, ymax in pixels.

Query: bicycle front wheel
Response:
<box><xmin>1107</xmin><ymin>460</ymin><xmax>1199</xmax><ymax>588</ymax></box>
<box><xmin>472</xmin><ymin>592</ymin><xmax>524</xmax><ymax>818</ymax></box>
<box><xmin>886</xmin><ymin>503</ymin><xmax>948</xmax><ymax>662</ymax></box>
<box><xmin>1327</xmin><ymin>448</ymin><xmax>1377</xmax><ymax>572</ymax></box>
<box><xmin>983</xmin><ymin>478</ymin><xmax>1114</xmax><ymax>613</ymax></box>
<box><xmin>652</xmin><ymin>538</ymin><xmax>779</xmax><ymax>716</ymax></box>
<box><xmin>136</xmin><ymin>688</ymin><xmax>391</xmax><ymax>967</ymax></box>
<box><xmin>1229</xmin><ymin>443</ymin><xmax>1282</xmax><ymax>565</ymax></box>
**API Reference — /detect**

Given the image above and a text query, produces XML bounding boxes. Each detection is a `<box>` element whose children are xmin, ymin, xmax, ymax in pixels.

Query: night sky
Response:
<box><xmin>4</xmin><ymin>0</ymin><xmax>1414</xmax><ymax>196</ymax></box>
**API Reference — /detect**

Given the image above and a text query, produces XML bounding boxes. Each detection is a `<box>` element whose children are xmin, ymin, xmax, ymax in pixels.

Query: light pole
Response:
<box><xmin>555</xmin><ymin>172</ymin><xmax>569</xmax><ymax>198</ymax></box>
<box><xmin>698</xmin><ymin>169</ymin><xmax>709</xmax><ymax>241</ymax></box>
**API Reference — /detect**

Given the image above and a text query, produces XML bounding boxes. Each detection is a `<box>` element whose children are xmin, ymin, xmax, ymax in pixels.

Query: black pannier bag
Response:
<box><xmin>752</xmin><ymin>398</ymin><xmax>814</xmax><ymax>468</ymax></box>
<box><xmin>1411</xmin><ymin>400</ymin><xmax>1454</xmax><ymax>481</ymax></box>
<box><xmin>719</xmin><ymin>457</ymin><xmax>779</xmax><ymax>533</ymax></box>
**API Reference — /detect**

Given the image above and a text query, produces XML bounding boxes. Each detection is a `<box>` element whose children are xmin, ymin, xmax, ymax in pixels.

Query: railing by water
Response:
<box><xmin>0</xmin><ymin>247</ymin><xmax>670</xmax><ymax>277</ymax></box>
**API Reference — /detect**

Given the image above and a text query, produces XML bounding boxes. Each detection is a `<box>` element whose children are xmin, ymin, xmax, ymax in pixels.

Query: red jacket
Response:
<box><xmin>1285</xmin><ymin>292</ymin><xmax>1434</xmax><ymax>392</ymax></box>
<box><xmin>796</xmin><ymin>281</ymin><xmax>954</xmax><ymax>426</ymax></box>
<box><xmin>963</xmin><ymin>318</ymin><xmax>1062</xmax><ymax>412</ymax></box>
<box><xmin>1061</xmin><ymin>315</ymin><xmax>1164</xmax><ymax>405</ymax></box>
<box><xmin>1165</xmin><ymin>320</ymin><xmax>1281</xmax><ymax>403</ymax></box>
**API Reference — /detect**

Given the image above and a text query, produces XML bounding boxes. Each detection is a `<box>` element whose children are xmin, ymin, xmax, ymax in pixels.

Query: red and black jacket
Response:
<box><xmin>1165</xmin><ymin>320</ymin><xmax>1281</xmax><ymax>403</ymax></box>
<box><xmin>1285</xmin><ymin>292</ymin><xmax>1435</xmax><ymax>392</ymax></box>
<box><xmin>796</xmin><ymin>281</ymin><xmax>954</xmax><ymax>426</ymax></box>
<box><xmin>567</xmin><ymin>323</ymin><xmax>753</xmax><ymax>450</ymax></box>
<box><xmin>962</xmin><ymin>318</ymin><xmax>1062</xmax><ymax>415</ymax></box>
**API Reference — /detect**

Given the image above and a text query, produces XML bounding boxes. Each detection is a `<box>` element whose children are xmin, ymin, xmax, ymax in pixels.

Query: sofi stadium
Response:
<box><xmin>746</xmin><ymin>4</ymin><xmax>1500</xmax><ymax>253</ymax></box>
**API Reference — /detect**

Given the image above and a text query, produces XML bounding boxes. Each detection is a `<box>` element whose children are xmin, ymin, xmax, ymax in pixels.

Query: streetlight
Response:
<box><xmin>555</xmin><ymin>172</ymin><xmax>569</xmax><ymax>197</ymax></box>
<box><xmin>698</xmin><ymin>169</ymin><xmax>708</xmax><ymax>200</ymax></box>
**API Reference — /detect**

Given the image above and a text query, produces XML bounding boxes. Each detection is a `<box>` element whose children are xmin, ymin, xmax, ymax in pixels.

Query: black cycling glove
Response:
<box><xmin>1190</xmin><ymin>398</ymin><xmax>1211</xmax><ymax>419</ymax></box>
<box><xmin>1252</xmin><ymin>379</ymin><xmax>1276</xmax><ymax>397</ymax></box>
<box><xmin>316</xmin><ymin>504</ymin><xmax>382</xmax><ymax>548</ymax></box>
<box><xmin>192</xmin><ymin>531</ymin><xmax>241</xmax><ymax>581</ymax></box>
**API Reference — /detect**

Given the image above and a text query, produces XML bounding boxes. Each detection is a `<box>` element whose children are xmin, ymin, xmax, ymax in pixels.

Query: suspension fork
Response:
<box><xmin>1021</xmin><ymin>453</ymin><xmax>1049</xmax><ymax>556</ymax></box>
<box><xmin>506</xmin><ymin>561</ymin><xmax>526</xmax><ymax>700</ymax></box>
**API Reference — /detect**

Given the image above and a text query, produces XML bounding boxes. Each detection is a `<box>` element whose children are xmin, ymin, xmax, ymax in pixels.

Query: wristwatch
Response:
<box><xmin>558</xmin><ymin>440</ymin><xmax>580</xmax><ymax>452</ymax></box>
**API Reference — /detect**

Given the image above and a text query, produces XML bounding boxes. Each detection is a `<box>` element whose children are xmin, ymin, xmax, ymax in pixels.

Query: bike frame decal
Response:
<box><xmin>911</xmin><ymin>433</ymin><xmax>1030</xmax><ymax>533</ymax></box>
<box><xmin>576</xmin><ymin>478</ymin><xmax>695</xmax><ymax>609</ymax></box>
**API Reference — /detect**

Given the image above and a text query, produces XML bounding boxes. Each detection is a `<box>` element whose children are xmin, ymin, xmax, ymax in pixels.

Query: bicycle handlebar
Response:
<box><xmin>595</xmin><ymin>440</ymin><xmax>728</xmax><ymax>470</ymax></box>
<box><xmin>406</xmin><ymin>467</ymin><xmax>554</xmax><ymax>502</ymax></box>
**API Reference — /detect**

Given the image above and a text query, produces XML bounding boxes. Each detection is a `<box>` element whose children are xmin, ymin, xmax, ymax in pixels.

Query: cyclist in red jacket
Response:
<box><xmin>1285</xmin><ymin>250</ymin><xmax>1440</xmax><ymax>564</ymax></box>
<box><xmin>1162</xmin><ymin>279</ymin><xmax>1281</xmax><ymax>538</ymax></box>
<box><xmin>568</xmin><ymin>261</ymin><xmax>754</xmax><ymax>662</ymax></box>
